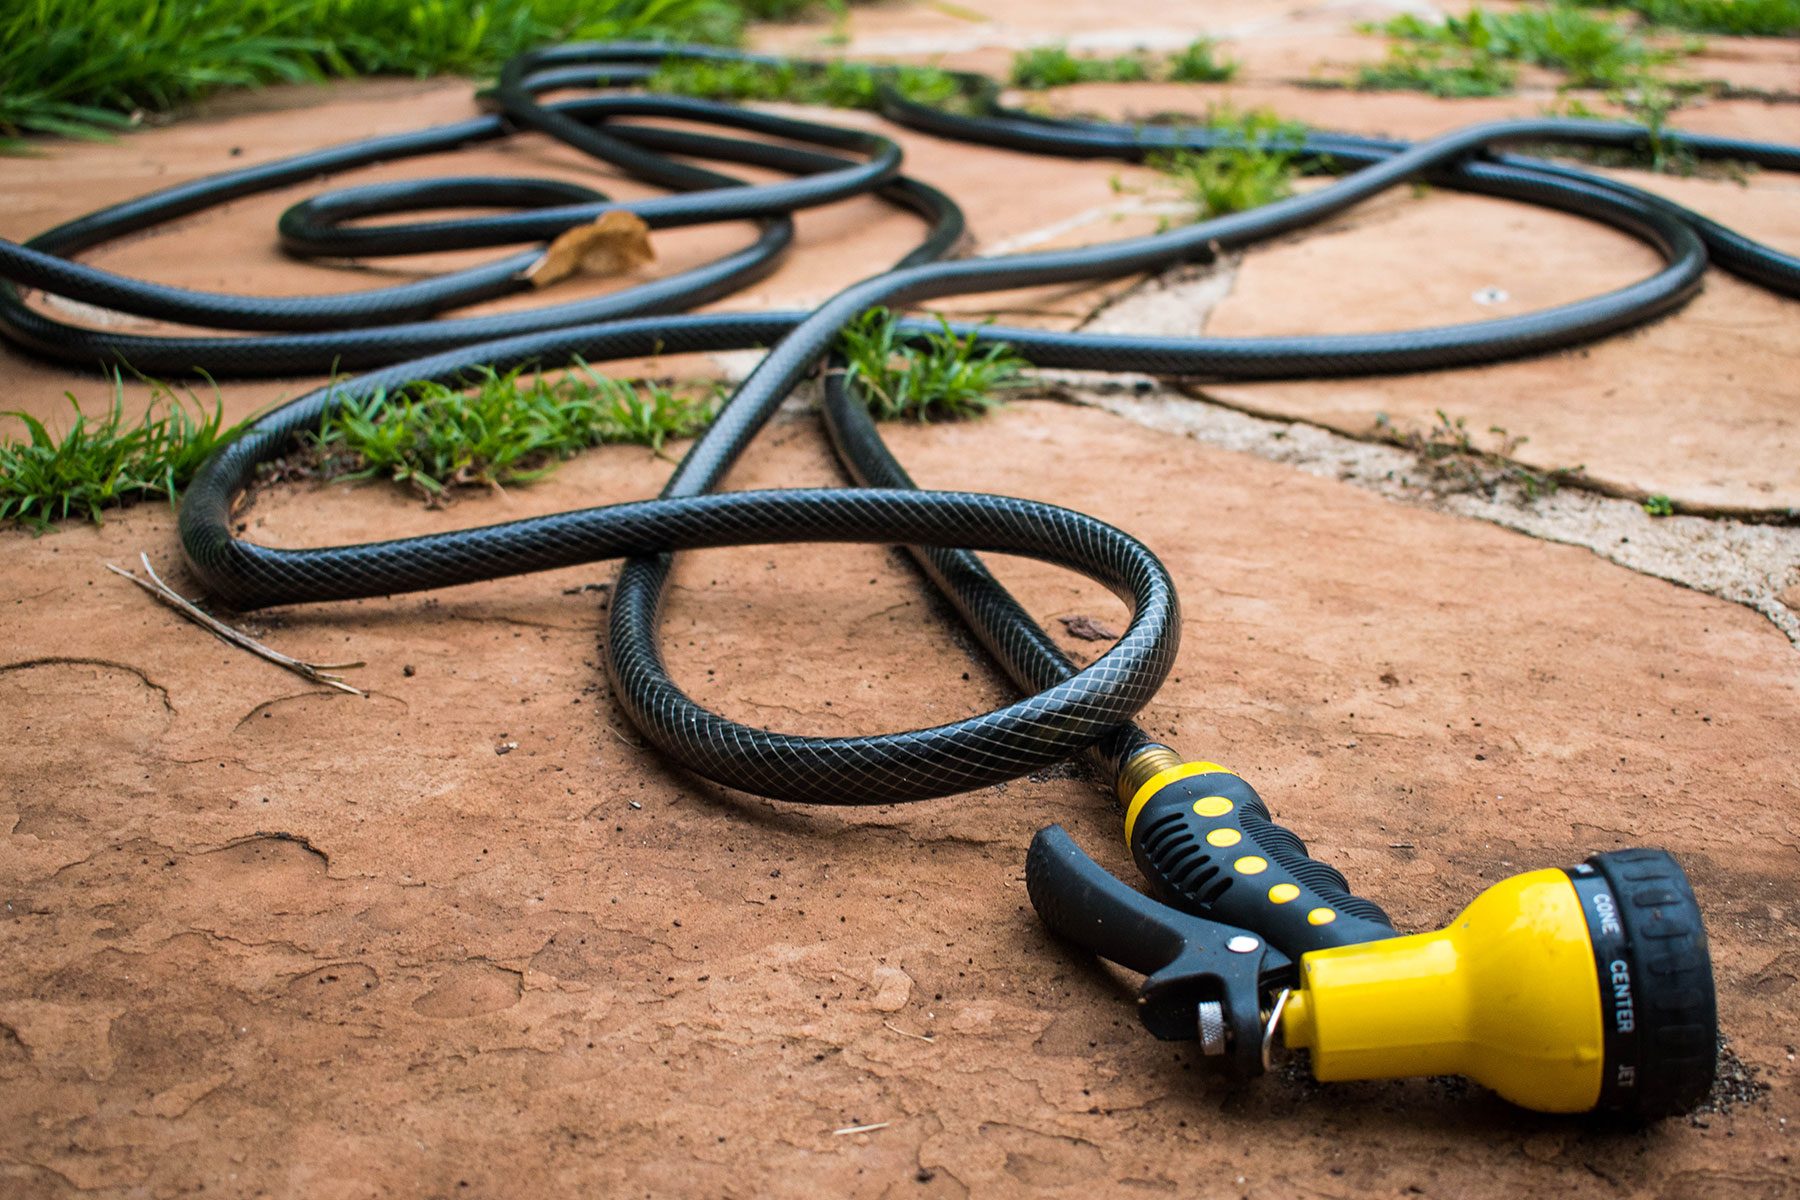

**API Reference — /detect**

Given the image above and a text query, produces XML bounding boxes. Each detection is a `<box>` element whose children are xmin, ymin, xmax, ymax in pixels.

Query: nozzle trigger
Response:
<box><xmin>1026</xmin><ymin>825</ymin><xmax>1293</xmax><ymax>1078</ymax></box>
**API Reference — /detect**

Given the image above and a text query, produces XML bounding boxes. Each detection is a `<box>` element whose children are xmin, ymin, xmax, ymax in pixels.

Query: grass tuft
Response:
<box><xmin>1167</xmin><ymin>39</ymin><xmax>1240</xmax><ymax>84</ymax></box>
<box><xmin>1355</xmin><ymin>41</ymin><xmax>1520</xmax><ymax>97</ymax></box>
<box><xmin>1571</xmin><ymin>0</ymin><xmax>1798</xmax><ymax>37</ymax></box>
<box><xmin>1</xmin><ymin>377</ymin><xmax>242</xmax><ymax>530</ymax></box>
<box><xmin>1539</xmin><ymin>80</ymin><xmax>1715</xmax><ymax>174</ymax></box>
<box><xmin>1353</xmin><ymin>2</ymin><xmax>1697</xmax><ymax>97</ymax></box>
<box><xmin>1009</xmin><ymin>40</ymin><xmax>1240</xmax><ymax>90</ymax></box>
<box><xmin>650</xmin><ymin>41</ymin><xmax>1243</xmax><ymax>114</ymax></box>
<box><xmin>1376</xmin><ymin>409</ymin><xmax>1580</xmax><ymax>500</ymax></box>
<box><xmin>1411</xmin><ymin>5</ymin><xmax>1672</xmax><ymax>87</ymax></box>
<box><xmin>2</xmin><ymin>365</ymin><xmax>719</xmax><ymax>528</ymax></box>
<box><xmin>1147</xmin><ymin>108</ymin><xmax>1309</xmax><ymax>218</ymax></box>
<box><xmin>646</xmin><ymin>56</ymin><xmax>966</xmax><ymax>111</ymax></box>
<box><xmin>302</xmin><ymin>366</ymin><xmax>718</xmax><ymax>500</ymax></box>
<box><xmin>838</xmin><ymin>309</ymin><xmax>1029</xmax><ymax>422</ymax></box>
<box><xmin>0</xmin><ymin>0</ymin><xmax>768</xmax><ymax>145</ymax></box>
<box><xmin>1010</xmin><ymin>46</ymin><xmax>1152</xmax><ymax>89</ymax></box>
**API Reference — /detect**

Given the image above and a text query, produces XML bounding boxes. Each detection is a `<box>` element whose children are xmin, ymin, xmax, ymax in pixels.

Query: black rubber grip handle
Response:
<box><xmin>1027</xmin><ymin>824</ymin><xmax>1213</xmax><ymax>980</ymax></box>
<box><xmin>1128</xmin><ymin>768</ymin><xmax>1396</xmax><ymax>957</ymax></box>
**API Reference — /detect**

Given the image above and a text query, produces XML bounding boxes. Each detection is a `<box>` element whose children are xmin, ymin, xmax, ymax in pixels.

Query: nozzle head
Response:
<box><xmin>1282</xmin><ymin>848</ymin><xmax>1716</xmax><ymax>1118</ymax></box>
<box><xmin>1570</xmin><ymin>848</ymin><xmax>1717</xmax><ymax>1120</ymax></box>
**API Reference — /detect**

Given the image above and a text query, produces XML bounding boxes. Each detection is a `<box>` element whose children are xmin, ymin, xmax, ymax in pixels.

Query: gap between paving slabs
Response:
<box><xmin>1032</xmin><ymin>260</ymin><xmax>1800</xmax><ymax>646</ymax></box>
<box><xmin>698</xmin><ymin>344</ymin><xmax>1800</xmax><ymax>649</ymax></box>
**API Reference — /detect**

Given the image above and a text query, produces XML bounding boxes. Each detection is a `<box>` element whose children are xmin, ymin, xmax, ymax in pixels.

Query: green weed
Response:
<box><xmin>1355</xmin><ymin>3</ymin><xmax>1690</xmax><ymax>97</ymax></box>
<box><xmin>1147</xmin><ymin>109</ymin><xmax>1308</xmax><ymax>217</ymax></box>
<box><xmin>0</xmin><ymin>377</ymin><xmax>242</xmax><ymax>530</ymax></box>
<box><xmin>837</xmin><ymin>309</ymin><xmax>1029</xmax><ymax>422</ymax></box>
<box><xmin>1376</xmin><ymin>410</ymin><xmax>1580</xmax><ymax>500</ymax></box>
<box><xmin>1354</xmin><ymin>42</ymin><xmax>1519</xmax><ymax>97</ymax></box>
<box><xmin>0</xmin><ymin>0</ymin><xmax>781</xmax><ymax>145</ymax></box>
<box><xmin>1617</xmin><ymin>79</ymin><xmax>1701</xmax><ymax>171</ymax></box>
<box><xmin>1643</xmin><ymin>492</ymin><xmax>1676</xmax><ymax>516</ymax></box>
<box><xmin>1571</xmin><ymin>0</ymin><xmax>1798</xmax><ymax>36</ymax></box>
<box><xmin>1009</xmin><ymin>40</ymin><xmax>1242</xmax><ymax>90</ymax></box>
<box><xmin>305</xmin><ymin>366</ymin><xmax>717</xmax><ymax>499</ymax></box>
<box><xmin>1</xmin><ymin>365</ymin><xmax>720</xmax><ymax>528</ymax></box>
<box><xmin>1476</xmin><ymin>5</ymin><xmax>1673</xmax><ymax>87</ymax></box>
<box><xmin>647</xmin><ymin>57</ymin><xmax>966</xmax><ymax>111</ymax></box>
<box><xmin>1535</xmin><ymin>80</ymin><xmax>1715</xmax><ymax>174</ymax></box>
<box><xmin>1167</xmin><ymin>39</ymin><xmax>1240</xmax><ymax>83</ymax></box>
<box><xmin>1010</xmin><ymin>46</ymin><xmax>1151</xmax><ymax>89</ymax></box>
<box><xmin>1542</xmin><ymin>94</ymin><xmax>1606</xmax><ymax>118</ymax></box>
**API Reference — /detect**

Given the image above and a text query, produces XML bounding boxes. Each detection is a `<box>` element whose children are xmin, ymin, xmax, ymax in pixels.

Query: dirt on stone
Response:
<box><xmin>3</xmin><ymin>3</ymin><xmax>1799</xmax><ymax>1198</ymax></box>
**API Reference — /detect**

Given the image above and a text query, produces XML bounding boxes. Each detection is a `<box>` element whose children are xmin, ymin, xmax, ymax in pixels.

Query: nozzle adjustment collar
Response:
<box><xmin>1569</xmin><ymin>848</ymin><xmax>1717</xmax><ymax>1120</ymax></box>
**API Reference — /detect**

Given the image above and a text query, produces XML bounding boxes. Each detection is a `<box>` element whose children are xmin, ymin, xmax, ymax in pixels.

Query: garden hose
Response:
<box><xmin>3</xmin><ymin>42</ymin><xmax>1786</xmax><ymax>1119</ymax></box>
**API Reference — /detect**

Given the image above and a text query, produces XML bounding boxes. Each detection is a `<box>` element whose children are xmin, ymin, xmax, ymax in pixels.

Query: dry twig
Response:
<box><xmin>107</xmin><ymin>553</ymin><xmax>365</xmax><ymax>695</ymax></box>
<box><xmin>831</xmin><ymin>1122</ymin><xmax>890</xmax><ymax>1137</ymax></box>
<box><xmin>883</xmin><ymin>1022</ymin><xmax>936</xmax><ymax>1043</ymax></box>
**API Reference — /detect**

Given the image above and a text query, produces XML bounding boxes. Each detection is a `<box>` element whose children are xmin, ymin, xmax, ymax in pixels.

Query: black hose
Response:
<box><xmin>7</xmin><ymin>44</ymin><xmax>1796</xmax><ymax>816</ymax></box>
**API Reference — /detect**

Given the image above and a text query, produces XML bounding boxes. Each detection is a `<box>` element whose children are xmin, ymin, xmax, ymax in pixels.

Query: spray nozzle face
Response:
<box><xmin>1282</xmin><ymin>847</ymin><xmax>1716</xmax><ymax>1118</ymax></box>
<box><xmin>1567</xmin><ymin>848</ymin><xmax>1717</xmax><ymax>1119</ymax></box>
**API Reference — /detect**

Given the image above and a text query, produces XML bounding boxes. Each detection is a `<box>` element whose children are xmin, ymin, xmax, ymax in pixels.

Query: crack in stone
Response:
<box><xmin>176</xmin><ymin>928</ymin><xmax>323</xmax><ymax>958</ymax></box>
<box><xmin>0</xmin><ymin>656</ymin><xmax>176</xmax><ymax>712</ymax></box>
<box><xmin>230</xmin><ymin>830</ymin><xmax>330</xmax><ymax>870</ymax></box>
<box><xmin>231</xmin><ymin>688</ymin><xmax>408</xmax><ymax>731</ymax></box>
<box><xmin>1062</xmin><ymin>389</ymin><xmax>1800</xmax><ymax>647</ymax></box>
<box><xmin>441</xmin><ymin>608</ymin><xmax>592</xmax><ymax>633</ymax></box>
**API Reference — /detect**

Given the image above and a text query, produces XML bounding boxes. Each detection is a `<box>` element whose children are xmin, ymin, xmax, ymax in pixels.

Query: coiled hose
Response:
<box><xmin>6</xmin><ymin>43</ymin><xmax>1796</xmax><ymax>936</ymax></box>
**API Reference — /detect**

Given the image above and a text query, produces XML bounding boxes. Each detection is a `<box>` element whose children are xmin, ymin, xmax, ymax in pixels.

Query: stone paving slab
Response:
<box><xmin>2</xmin><ymin>400</ymin><xmax>1795</xmax><ymax>1197</ymax></box>
<box><xmin>2</xmin><ymin>7</ymin><xmax>1798</xmax><ymax>1193</ymax></box>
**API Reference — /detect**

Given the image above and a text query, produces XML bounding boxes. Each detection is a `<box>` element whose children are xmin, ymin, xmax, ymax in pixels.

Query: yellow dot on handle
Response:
<box><xmin>1308</xmin><ymin>907</ymin><xmax>1338</xmax><ymax>926</ymax></box>
<box><xmin>1205</xmin><ymin>828</ymin><xmax>1241</xmax><ymax>848</ymax></box>
<box><xmin>1233</xmin><ymin>855</ymin><xmax>1268</xmax><ymax>875</ymax></box>
<box><xmin>1192</xmin><ymin>796</ymin><xmax>1233</xmax><ymax>818</ymax></box>
<box><xmin>1268</xmin><ymin>883</ymin><xmax>1300</xmax><ymax>904</ymax></box>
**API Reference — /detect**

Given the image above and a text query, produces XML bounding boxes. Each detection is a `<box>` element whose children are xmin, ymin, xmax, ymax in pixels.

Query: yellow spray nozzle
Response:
<box><xmin>1042</xmin><ymin>750</ymin><xmax>1717</xmax><ymax>1119</ymax></box>
<box><xmin>1280</xmin><ymin>849</ymin><xmax>1716</xmax><ymax>1119</ymax></box>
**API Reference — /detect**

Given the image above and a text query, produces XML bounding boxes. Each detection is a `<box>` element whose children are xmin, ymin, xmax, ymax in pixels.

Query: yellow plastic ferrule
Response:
<box><xmin>1121</xmin><ymin>759</ymin><xmax>1235</xmax><ymax>847</ymax></box>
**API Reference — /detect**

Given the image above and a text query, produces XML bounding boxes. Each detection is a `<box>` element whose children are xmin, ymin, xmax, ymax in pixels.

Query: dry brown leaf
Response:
<box><xmin>524</xmin><ymin>211</ymin><xmax>655</xmax><ymax>288</ymax></box>
<box><xmin>1059</xmin><ymin>614</ymin><xmax>1119</xmax><ymax>642</ymax></box>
